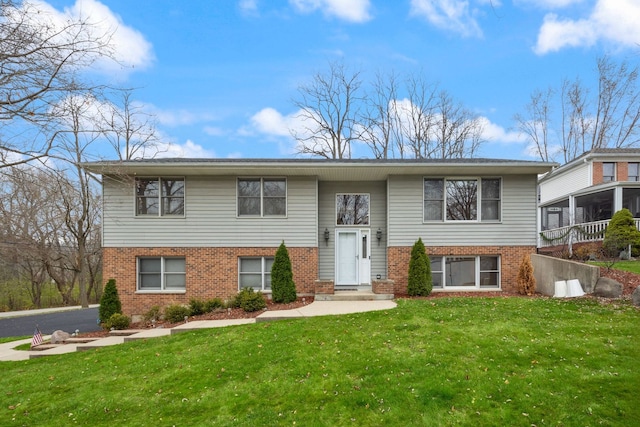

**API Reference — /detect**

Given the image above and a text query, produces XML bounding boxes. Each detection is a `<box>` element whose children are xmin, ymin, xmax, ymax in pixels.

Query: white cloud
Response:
<box><xmin>239</xmin><ymin>0</ymin><xmax>259</xmax><ymax>16</ymax></box>
<box><xmin>534</xmin><ymin>0</ymin><xmax>640</xmax><ymax>54</ymax></box>
<box><xmin>154</xmin><ymin>140</ymin><xmax>216</xmax><ymax>158</ymax></box>
<box><xmin>410</xmin><ymin>0</ymin><xmax>483</xmax><ymax>38</ymax></box>
<box><xmin>290</xmin><ymin>0</ymin><xmax>372</xmax><ymax>23</ymax></box>
<box><xmin>250</xmin><ymin>108</ymin><xmax>297</xmax><ymax>137</ymax></box>
<box><xmin>515</xmin><ymin>0</ymin><xmax>584</xmax><ymax>8</ymax></box>
<box><xmin>144</xmin><ymin>104</ymin><xmax>216</xmax><ymax>127</ymax></box>
<box><xmin>478</xmin><ymin>117</ymin><xmax>527</xmax><ymax>144</ymax></box>
<box><xmin>24</xmin><ymin>0</ymin><xmax>154</xmax><ymax>78</ymax></box>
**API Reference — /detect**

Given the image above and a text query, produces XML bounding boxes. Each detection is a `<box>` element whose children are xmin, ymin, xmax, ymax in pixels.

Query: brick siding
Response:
<box><xmin>387</xmin><ymin>245</ymin><xmax>536</xmax><ymax>294</ymax></box>
<box><xmin>103</xmin><ymin>246</ymin><xmax>317</xmax><ymax>317</ymax></box>
<box><xmin>593</xmin><ymin>162</ymin><xmax>604</xmax><ymax>185</ymax></box>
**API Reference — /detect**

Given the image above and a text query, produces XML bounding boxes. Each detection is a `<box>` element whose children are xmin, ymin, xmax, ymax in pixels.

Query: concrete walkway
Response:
<box><xmin>0</xmin><ymin>300</ymin><xmax>396</xmax><ymax>362</ymax></box>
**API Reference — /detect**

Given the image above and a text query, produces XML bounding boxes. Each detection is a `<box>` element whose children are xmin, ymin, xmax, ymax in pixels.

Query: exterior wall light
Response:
<box><xmin>376</xmin><ymin>228</ymin><xmax>383</xmax><ymax>245</ymax></box>
<box><xmin>324</xmin><ymin>228</ymin><xmax>330</xmax><ymax>245</ymax></box>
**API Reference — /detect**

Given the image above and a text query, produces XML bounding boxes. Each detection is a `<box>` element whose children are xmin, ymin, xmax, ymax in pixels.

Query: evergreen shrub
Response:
<box><xmin>407</xmin><ymin>238</ymin><xmax>432</xmax><ymax>296</ymax></box>
<box><xmin>99</xmin><ymin>279</ymin><xmax>122</xmax><ymax>324</ymax></box>
<box><xmin>271</xmin><ymin>241</ymin><xmax>297</xmax><ymax>303</ymax></box>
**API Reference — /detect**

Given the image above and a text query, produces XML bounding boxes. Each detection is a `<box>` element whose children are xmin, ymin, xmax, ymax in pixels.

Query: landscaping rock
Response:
<box><xmin>50</xmin><ymin>330</ymin><xmax>71</xmax><ymax>344</ymax></box>
<box><xmin>632</xmin><ymin>287</ymin><xmax>640</xmax><ymax>307</ymax></box>
<box><xmin>593</xmin><ymin>277</ymin><xmax>623</xmax><ymax>299</ymax></box>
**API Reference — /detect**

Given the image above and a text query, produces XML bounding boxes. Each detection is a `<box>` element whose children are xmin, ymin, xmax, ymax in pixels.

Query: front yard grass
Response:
<box><xmin>1</xmin><ymin>297</ymin><xmax>639</xmax><ymax>426</ymax></box>
<box><xmin>589</xmin><ymin>259</ymin><xmax>640</xmax><ymax>274</ymax></box>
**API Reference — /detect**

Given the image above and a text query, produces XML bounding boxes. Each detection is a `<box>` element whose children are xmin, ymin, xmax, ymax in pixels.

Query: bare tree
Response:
<box><xmin>398</xmin><ymin>73</ymin><xmax>439</xmax><ymax>159</ymax></box>
<box><xmin>0</xmin><ymin>0</ymin><xmax>113</xmax><ymax>167</ymax></box>
<box><xmin>360</xmin><ymin>71</ymin><xmax>403</xmax><ymax>159</ymax></box>
<box><xmin>48</xmin><ymin>92</ymin><xmax>102</xmax><ymax>308</ymax></box>
<box><xmin>514</xmin><ymin>87</ymin><xmax>555</xmax><ymax>162</ymax></box>
<box><xmin>560</xmin><ymin>77</ymin><xmax>591</xmax><ymax>163</ymax></box>
<box><xmin>432</xmin><ymin>90</ymin><xmax>484</xmax><ymax>159</ymax></box>
<box><xmin>592</xmin><ymin>56</ymin><xmax>640</xmax><ymax>150</ymax></box>
<box><xmin>99</xmin><ymin>89</ymin><xmax>161</xmax><ymax>160</ymax></box>
<box><xmin>291</xmin><ymin>61</ymin><xmax>364</xmax><ymax>159</ymax></box>
<box><xmin>0</xmin><ymin>167</ymin><xmax>62</xmax><ymax>308</ymax></box>
<box><xmin>515</xmin><ymin>56</ymin><xmax>640</xmax><ymax>163</ymax></box>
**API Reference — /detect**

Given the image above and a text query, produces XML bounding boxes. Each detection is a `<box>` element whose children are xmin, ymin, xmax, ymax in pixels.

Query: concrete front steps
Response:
<box><xmin>314</xmin><ymin>290</ymin><xmax>394</xmax><ymax>301</ymax></box>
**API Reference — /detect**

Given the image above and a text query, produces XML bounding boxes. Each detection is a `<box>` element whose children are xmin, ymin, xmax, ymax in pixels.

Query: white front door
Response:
<box><xmin>336</xmin><ymin>229</ymin><xmax>371</xmax><ymax>286</ymax></box>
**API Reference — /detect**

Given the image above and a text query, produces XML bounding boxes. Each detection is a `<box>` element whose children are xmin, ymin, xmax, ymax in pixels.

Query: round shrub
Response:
<box><xmin>164</xmin><ymin>304</ymin><xmax>191</xmax><ymax>323</ymax></box>
<box><xmin>143</xmin><ymin>305</ymin><xmax>162</xmax><ymax>323</ymax></box>
<box><xmin>105</xmin><ymin>313</ymin><xmax>130</xmax><ymax>330</ymax></box>
<box><xmin>189</xmin><ymin>298</ymin><xmax>206</xmax><ymax>316</ymax></box>
<box><xmin>236</xmin><ymin>288</ymin><xmax>266</xmax><ymax>312</ymax></box>
<box><xmin>204</xmin><ymin>298</ymin><xmax>225</xmax><ymax>312</ymax></box>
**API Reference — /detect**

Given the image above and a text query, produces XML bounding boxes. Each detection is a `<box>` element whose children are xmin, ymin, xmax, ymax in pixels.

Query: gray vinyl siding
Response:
<box><xmin>102</xmin><ymin>175</ymin><xmax>317</xmax><ymax>247</ymax></box>
<box><xmin>318</xmin><ymin>181</ymin><xmax>387</xmax><ymax>281</ymax></box>
<box><xmin>388</xmin><ymin>174</ymin><xmax>538</xmax><ymax>247</ymax></box>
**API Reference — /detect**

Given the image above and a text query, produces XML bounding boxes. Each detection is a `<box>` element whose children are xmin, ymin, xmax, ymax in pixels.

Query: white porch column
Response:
<box><xmin>614</xmin><ymin>186</ymin><xmax>623</xmax><ymax>213</ymax></box>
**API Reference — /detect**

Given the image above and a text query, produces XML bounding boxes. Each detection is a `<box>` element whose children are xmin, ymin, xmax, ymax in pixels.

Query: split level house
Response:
<box><xmin>84</xmin><ymin>158</ymin><xmax>555</xmax><ymax>317</ymax></box>
<box><xmin>538</xmin><ymin>148</ymin><xmax>640</xmax><ymax>252</ymax></box>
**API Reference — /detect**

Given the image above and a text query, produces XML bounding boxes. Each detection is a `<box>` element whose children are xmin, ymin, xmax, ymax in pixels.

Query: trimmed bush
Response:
<box><xmin>603</xmin><ymin>208</ymin><xmax>640</xmax><ymax>258</ymax></box>
<box><xmin>189</xmin><ymin>298</ymin><xmax>206</xmax><ymax>316</ymax></box>
<box><xmin>407</xmin><ymin>238</ymin><xmax>432</xmax><ymax>296</ymax></box>
<box><xmin>235</xmin><ymin>288</ymin><xmax>267</xmax><ymax>312</ymax></box>
<box><xmin>204</xmin><ymin>298</ymin><xmax>225</xmax><ymax>312</ymax></box>
<box><xmin>516</xmin><ymin>255</ymin><xmax>536</xmax><ymax>295</ymax></box>
<box><xmin>143</xmin><ymin>305</ymin><xmax>162</xmax><ymax>322</ymax></box>
<box><xmin>164</xmin><ymin>304</ymin><xmax>191</xmax><ymax>323</ymax></box>
<box><xmin>99</xmin><ymin>279</ymin><xmax>121</xmax><ymax>323</ymax></box>
<box><xmin>104</xmin><ymin>313</ymin><xmax>130</xmax><ymax>330</ymax></box>
<box><xmin>271</xmin><ymin>241</ymin><xmax>297</xmax><ymax>303</ymax></box>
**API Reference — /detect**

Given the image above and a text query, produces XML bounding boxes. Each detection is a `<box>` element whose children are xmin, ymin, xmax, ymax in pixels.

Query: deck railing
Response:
<box><xmin>539</xmin><ymin>219</ymin><xmax>640</xmax><ymax>248</ymax></box>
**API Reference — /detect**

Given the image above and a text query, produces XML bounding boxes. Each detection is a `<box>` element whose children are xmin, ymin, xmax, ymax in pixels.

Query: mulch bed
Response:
<box><xmin>598</xmin><ymin>267</ymin><xmax>639</xmax><ymax>296</ymax></box>
<box><xmin>80</xmin><ymin>297</ymin><xmax>314</xmax><ymax>338</ymax></box>
<box><xmin>80</xmin><ymin>271</ymin><xmax>639</xmax><ymax>339</ymax></box>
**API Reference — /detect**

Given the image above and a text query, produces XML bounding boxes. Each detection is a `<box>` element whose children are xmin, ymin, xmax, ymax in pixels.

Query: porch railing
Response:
<box><xmin>539</xmin><ymin>218</ymin><xmax>640</xmax><ymax>248</ymax></box>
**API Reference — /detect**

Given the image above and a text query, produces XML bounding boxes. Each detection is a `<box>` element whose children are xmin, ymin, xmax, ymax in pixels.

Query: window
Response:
<box><xmin>481</xmin><ymin>179</ymin><xmax>501</xmax><ymax>221</ymax></box>
<box><xmin>424</xmin><ymin>178</ymin><xmax>500</xmax><ymax>222</ymax></box>
<box><xmin>138</xmin><ymin>257</ymin><xmax>186</xmax><ymax>291</ymax></box>
<box><xmin>424</xmin><ymin>179</ymin><xmax>444</xmax><ymax>221</ymax></box>
<box><xmin>239</xmin><ymin>257</ymin><xmax>273</xmax><ymax>291</ymax></box>
<box><xmin>628</xmin><ymin>163</ymin><xmax>639</xmax><ymax>181</ymax></box>
<box><xmin>237</xmin><ymin>178</ymin><xmax>286</xmax><ymax>217</ymax></box>
<box><xmin>336</xmin><ymin>194</ymin><xmax>370</xmax><ymax>225</ymax></box>
<box><xmin>602</xmin><ymin>162</ymin><xmax>615</xmax><ymax>182</ymax></box>
<box><xmin>136</xmin><ymin>178</ymin><xmax>184</xmax><ymax>216</ymax></box>
<box><xmin>430</xmin><ymin>256</ymin><xmax>500</xmax><ymax>289</ymax></box>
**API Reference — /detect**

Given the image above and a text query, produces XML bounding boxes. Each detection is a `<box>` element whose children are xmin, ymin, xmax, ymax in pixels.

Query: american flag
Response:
<box><xmin>31</xmin><ymin>327</ymin><xmax>43</xmax><ymax>347</ymax></box>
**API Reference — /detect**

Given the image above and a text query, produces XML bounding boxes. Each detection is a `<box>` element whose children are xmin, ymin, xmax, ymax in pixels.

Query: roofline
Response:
<box><xmin>539</xmin><ymin>149</ymin><xmax>640</xmax><ymax>183</ymax></box>
<box><xmin>82</xmin><ymin>158</ymin><xmax>557</xmax><ymax>177</ymax></box>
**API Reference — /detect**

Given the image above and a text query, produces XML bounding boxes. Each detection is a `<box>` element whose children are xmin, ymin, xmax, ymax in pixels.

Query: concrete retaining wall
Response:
<box><xmin>531</xmin><ymin>254</ymin><xmax>600</xmax><ymax>296</ymax></box>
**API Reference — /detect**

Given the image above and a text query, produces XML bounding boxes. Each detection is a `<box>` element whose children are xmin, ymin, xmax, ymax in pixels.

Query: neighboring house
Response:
<box><xmin>84</xmin><ymin>158</ymin><xmax>554</xmax><ymax>317</ymax></box>
<box><xmin>538</xmin><ymin>148</ymin><xmax>640</xmax><ymax>250</ymax></box>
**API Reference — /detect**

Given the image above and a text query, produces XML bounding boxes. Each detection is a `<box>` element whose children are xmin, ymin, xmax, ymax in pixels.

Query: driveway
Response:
<box><xmin>0</xmin><ymin>306</ymin><xmax>101</xmax><ymax>338</ymax></box>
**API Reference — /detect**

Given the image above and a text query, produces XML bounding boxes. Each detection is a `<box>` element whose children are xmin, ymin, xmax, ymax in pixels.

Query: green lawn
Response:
<box><xmin>1</xmin><ymin>297</ymin><xmax>639</xmax><ymax>426</ymax></box>
<box><xmin>589</xmin><ymin>259</ymin><xmax>640</xmax><ymax>274</ymax></box>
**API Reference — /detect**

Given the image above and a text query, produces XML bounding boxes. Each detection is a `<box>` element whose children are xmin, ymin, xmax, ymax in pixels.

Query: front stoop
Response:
<box><xmin>315</xmin><ymin>291</ymin><xmax>394</xmax><ymax>301</ymax></box>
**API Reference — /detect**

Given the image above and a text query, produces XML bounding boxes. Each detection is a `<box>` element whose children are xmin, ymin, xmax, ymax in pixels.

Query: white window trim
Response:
<box><xmin>134</xmin><ymin>177</ymin><xmax>186</xmax><ymax>218</ymax></box>
<box><xmin>422</xmin><ymin>177</ymin><xmax>502</xmax><ymax>223</ymax></box>
<box><xmin>236</xmin><ymin>177</ymin><xmax>288</xmax><ymax>218</ymax></box>
<box><xmin>136</xmin><ymin>256</ymin><xmax>186</xmax><ymax>293</ymax></box>
<box><xmin>238</xmin><ymin>256</ymin><xmax>274</xmax><ymax>292</ymax></box>
<box><xmin>430</xmin><ymin>255</ymin><xmax>501</xmax><ymax>290</ymax></box>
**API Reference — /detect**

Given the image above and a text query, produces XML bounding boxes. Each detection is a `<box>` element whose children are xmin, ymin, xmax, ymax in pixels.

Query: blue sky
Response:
<box><xmin>40</xmin><ymin>0</ymin><xmax>640</xmax><ymax>161</ymax></box>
